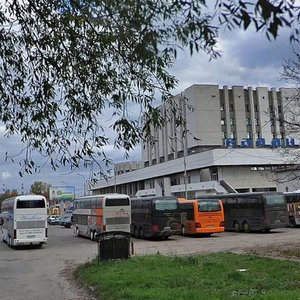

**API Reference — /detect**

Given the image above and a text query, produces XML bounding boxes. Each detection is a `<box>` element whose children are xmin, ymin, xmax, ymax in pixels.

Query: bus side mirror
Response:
<box><xmin>0</xmin><ymin>217</ymin><xmax>3</xmax><ymax>226</ymax></box>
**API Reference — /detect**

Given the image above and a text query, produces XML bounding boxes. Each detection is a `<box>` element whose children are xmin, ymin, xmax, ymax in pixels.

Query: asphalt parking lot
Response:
<box><xmin>1</xmin><ymin>226</ymin><xmax>300</xmax><ymax>300</ymax></box>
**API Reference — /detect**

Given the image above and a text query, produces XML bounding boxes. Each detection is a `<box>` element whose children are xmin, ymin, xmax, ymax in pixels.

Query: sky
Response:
<box><xmin>0</xmin><ymin>18</ymin><xmax>298</xmax><ymax>197</ymax></box>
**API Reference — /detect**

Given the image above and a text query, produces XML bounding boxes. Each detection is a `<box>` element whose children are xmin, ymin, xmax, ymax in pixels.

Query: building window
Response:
<box><xmin>221</xmin><ymin>118</ymin><xmax>225</xmax><ymax>125</ymax></box>
<box><xmin>230</xmin><ymin>132</ymin><xmax>236</xmax><ymax>138</ymax></box>
<box><xmin>247</xmin><ymin>132</ymin><xmax>252</xmax><ymax>138</ymax></box>
<box><xmin>230</xmin><ymin>118</ymin><xmax>235</xmax><ymax>125</ymax></box>
<box><xmin>245</xmin><ymin>104</ymin><xmax>250</xmax><ymax>112</ymax></box>
<box><xmin>255</xmin><ymin>118</ymin><xmax>259</xmax><ymax>126</ymax></box>
<box><xmin>230</xmin><ymin>104</ymin><xmax>234</xmax><ymax>111</ymax></box>
<box><xmin>246</xmin><ymin>118</ymin><xmax>251</xmax><ymax>126</ymax></box>
<box><xmin>220</xmin><ymin>103</ymin><xmax>225</xmax><ymax>111</ymax></box>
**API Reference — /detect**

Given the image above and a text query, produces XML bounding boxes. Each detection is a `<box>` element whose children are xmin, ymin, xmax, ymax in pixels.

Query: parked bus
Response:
<box><xmin>195</xmin><ymin>192</ymin><xmax>288</xmax><ymax>233</ymax></box>
<box><xmin>0</xmin><ymin>195</ymin><xmax>48</xmax><ymax>247</ymax></box>
<box><xmin>284</xmin><ymin>191</ymin><xmax>300</xmax><ymax>227</ymax></box>
<box><xmin>72</xmin><ymin>193</ymin><xmax>131</xmax><ymax>240</ymax></box>
<box><xmin>131</xmin><ymin>196</ymin><xmax>181</xmax><ymax>239</ymax></box>
<box><xmin>177</xmin><ymin>198</ymin><xmax>225</xmax><ymax>236</ymax></box>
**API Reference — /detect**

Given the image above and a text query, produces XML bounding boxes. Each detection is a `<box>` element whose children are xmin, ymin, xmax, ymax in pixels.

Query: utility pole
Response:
<box><xmin>77</xmin><ymin>173</ymin><xmax>86</xmax><ymax>196</ymax></box>
<box><xmin>181</xmin><ymin>93</ymin><xmax>188</xmax><ymax>200</ymax></box>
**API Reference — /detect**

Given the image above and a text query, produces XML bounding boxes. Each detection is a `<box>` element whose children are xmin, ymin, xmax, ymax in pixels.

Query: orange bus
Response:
<box><xmin>178</xmin><ymin>198</ymin><xmax>225</xmax><ymax>236</ymax></box>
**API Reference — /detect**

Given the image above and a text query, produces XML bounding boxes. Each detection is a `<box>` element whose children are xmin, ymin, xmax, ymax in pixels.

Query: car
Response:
<box><xmin>47</xmin><ymin>215</ymin><xmax>60</xmax><ymax>225</ymax></box>
<box><xmin>59</xmin><ymin>214</ymin><xmax>72</xmax><ymax>228</ymax></box>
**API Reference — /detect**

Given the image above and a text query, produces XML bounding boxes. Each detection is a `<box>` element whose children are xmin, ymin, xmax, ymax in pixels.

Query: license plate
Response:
<box><xmin>26</xmin><ymin>235</ymin><xmax>35</xmax><ymax>238</ymax></box>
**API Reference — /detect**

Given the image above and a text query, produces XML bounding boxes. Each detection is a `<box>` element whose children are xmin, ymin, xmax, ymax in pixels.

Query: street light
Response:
<box><xmin>181</xmin><ymin>93</ymin><xmax>188</xmax><ymax>200</ymax></box>
<box><xmin>183</xmin><ymin>144</ymin><xmax>188</xmax><ymax>200</ymax></box>
<box><xmin>77</xmin><ymin>173</ymin><xmax>86</xmax><ymax>196</ymax></box>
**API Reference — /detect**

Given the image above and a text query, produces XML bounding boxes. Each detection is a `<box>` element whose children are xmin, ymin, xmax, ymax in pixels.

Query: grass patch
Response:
<box><xmin>75</xmin><ymin>252</ymin><xmax>300</xmax><ymax>300</ymax></box>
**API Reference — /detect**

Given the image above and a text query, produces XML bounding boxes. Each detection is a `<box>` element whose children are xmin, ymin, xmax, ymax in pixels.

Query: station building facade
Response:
<box><xmin>91</xmin><ymin>84</ymin><xmax>300</xmax><ymax>197</ymax></box>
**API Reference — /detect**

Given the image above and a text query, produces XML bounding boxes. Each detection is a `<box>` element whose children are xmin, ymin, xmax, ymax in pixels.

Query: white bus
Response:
<box><xmin>72</xmin><ymin>193</ymin><xmax>131</xmax><ymax>240</ymax></box>
<box><xmin>0</xmin><ymin>195</ymin><xmax>48</xmax><ymax>247</ymax></box>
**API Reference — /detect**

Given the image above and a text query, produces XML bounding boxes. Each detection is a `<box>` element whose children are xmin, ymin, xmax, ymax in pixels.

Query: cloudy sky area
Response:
<box><xmin>0</xmin><ymin>22</ymin><xmax>298</xmax><ymax>197</ymax></box>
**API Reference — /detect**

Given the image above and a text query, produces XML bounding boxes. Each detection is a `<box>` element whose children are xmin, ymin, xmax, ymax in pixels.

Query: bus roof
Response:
<box><xmin>75</xmin><ymin>193</ymin><xmax>130</xmax><ymax>201</ymax></box>
<box><xmin>195</xmin><ymin>192</ymin><xmax>283</xmax><ymax>199</ymax></box>
<box><xmin>3</xmin><ymin>194</ymin><xmax>46</xmax><ymax>202</ymax></box>
<box><xmin>131</xmin><ymin>196</ymin><xmax>177</xmax><ymax>201</ymax></box>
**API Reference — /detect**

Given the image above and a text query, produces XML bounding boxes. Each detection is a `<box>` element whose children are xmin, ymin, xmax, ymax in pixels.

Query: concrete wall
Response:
<box><xmin>219</xmin><ymin>166</ymin><xmax>276</xmax><ymax>191</ymax></box>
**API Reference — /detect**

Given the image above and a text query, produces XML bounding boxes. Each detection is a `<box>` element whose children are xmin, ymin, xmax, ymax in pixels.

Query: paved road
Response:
<box><xmin>0</xmin><ymin>226</ymin><xmax>97</xmax><ymax>300</ymax></box>
<box><xmin>1</xmin><ymin>226</ymin><xmax>300</xmax><ymax>300</ymax></box>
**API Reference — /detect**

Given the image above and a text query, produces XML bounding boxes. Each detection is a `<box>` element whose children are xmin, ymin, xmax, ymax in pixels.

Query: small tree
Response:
<box><xmin>0</xmin><ymin>189</ymin><xmax>19</xmax><ymax>207</ymax></box>
<box><xmin>30</xmin><ymin>181</ymin><xmax>51</xmax><ymax>199</ymax></box>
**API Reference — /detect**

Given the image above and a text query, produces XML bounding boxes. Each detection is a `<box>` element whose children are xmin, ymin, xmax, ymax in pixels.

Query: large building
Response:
<box><xmin>91</xmin><ymin>84</ymin><xmax>300</xmax><ymax>197</ymax></box>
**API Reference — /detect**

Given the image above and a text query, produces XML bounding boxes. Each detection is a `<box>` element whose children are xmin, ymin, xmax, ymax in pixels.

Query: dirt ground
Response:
<box><xmin>242</xmin><ymin>242</ymin><xmax>300</xmax><ymax>261</ymax></box>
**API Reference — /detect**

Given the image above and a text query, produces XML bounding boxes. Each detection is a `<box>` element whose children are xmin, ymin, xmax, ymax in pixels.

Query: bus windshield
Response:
<box><xmin>16</xmin><ymin>200</ymin><xmax>46</xmax><ymax>209</ymax></box>
<box><xmin>198</xmin><ymin>200</ymin><xmax>221</xmax><ymax>212</ymax></box>
<box><xmin>154</xmin><ymin>200</ymin><xmax>178</xmax><ymax>211</ymax></box>
<box><xmin>105</xmin><ymin>198</ymin><xmax>130</xmax><ymax>206</ymax></box>
<box><xmin>265</xmin><ymin>194</ymin><xmax>285</xmax><ymax>205</ymax></box>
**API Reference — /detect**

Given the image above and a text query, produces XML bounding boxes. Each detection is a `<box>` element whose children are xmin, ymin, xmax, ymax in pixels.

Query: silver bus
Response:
<box><xmin>0</xmin><ymin>195</ymin><xmax>48</xmax><ymax>247</ymax></box>
<box><xmin>72</xmin><ymin>193</ymin><xmax>131</xmax><ymax>240</ymax></box>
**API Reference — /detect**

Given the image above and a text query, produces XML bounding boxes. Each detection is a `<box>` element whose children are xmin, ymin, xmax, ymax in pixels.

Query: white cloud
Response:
<box><xmin>2</xmin><ymin>171</ymin><xmax>12</xmax><ymax>181</ymax></box>
<box><xmin>0</xmin><ymin>22</ymin><xmax>297</xmax><ymax>194</ymax></box>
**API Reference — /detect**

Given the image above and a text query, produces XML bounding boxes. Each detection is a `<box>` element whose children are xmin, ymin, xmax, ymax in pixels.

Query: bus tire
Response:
<box><xmin>8</xmin><ymin>236</ymin><xmax>12</xmax><ymax>247</ymax></box>
<box><xmin>139</xmin><ymin>228</ymin><xmax>144</xmax><ymax>239</ymax></box>
<box><xmin>181</xmin><ymin>226</ymin><xmax>186</xmax><ymax>236</ymax></box>
<box><xmin>90</xmin><ymin>231</ymin><xmax>95</xmax><ymax>241</ymax></box>
<box><xmin>234</xmin><ymin>221</ymin><xmax>241</xmax><ymax>232</ymax></box>
<box><xmin>289</xmin><ymin>217</ymin><xmax>296</xmax><ymax>228</ymax></box>
<box><xmin>134</xmin><ymin>227</ymin><xmax>139</xmax><ymax>239</ymax></box>
<box><xmin>243</xmin><ymin>221</ymin><xmax>251</xmax><ymax>233</ymax></box>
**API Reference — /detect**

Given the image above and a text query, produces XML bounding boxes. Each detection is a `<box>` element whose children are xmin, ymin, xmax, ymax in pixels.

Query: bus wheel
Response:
<box><xmin>133</xmin><ymin>227</ymin><xmax>138</xmax><ymax>239</ymax></box>
<box><xmin>243</xmin><ymin>222</ymin><xmax>251</xmax><ymax>233</ymax></box>
<box><xmin>233</xmin><ymin>222</ymin><xmax>241</xmax><ymax>232</ymax></box>
<box><xmin>90</xmin><ymin>231</ymin><xmax>95</xmax><ymax>241</ymax></box>
<box><xmin>289</xmin><ymin>217</ymin><xmax>296</xmax><ymax>228</ymax></box>
<box><xmin>181</xmin><ymin>226</ymin><xmax>186</xmax><ymax>236</ymax></box>
<box><xmin>139</xmin><ymin>228</ymin><xmax>144</xmax><ymax>239</ymax></box>
<box><xmin>8</xmin><ymin>236</ymin><xmax>12</xmax><ymax>247</ymax></box>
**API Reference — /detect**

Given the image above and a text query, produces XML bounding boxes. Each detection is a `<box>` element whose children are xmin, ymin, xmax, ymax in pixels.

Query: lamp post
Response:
<box><xmin>77</xmin><ymin>173</ymin><xmax>86</xmax><ymax>196</ymax></box>
<box><xmin>181</xmin><ymin>93</ymin><xmax>188</xmax><ymax>200</ymax></box>
<box><xmin>183</xmin><ymin>144</ymin><xmax>188</xmax><ymax>200</ymax></box>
